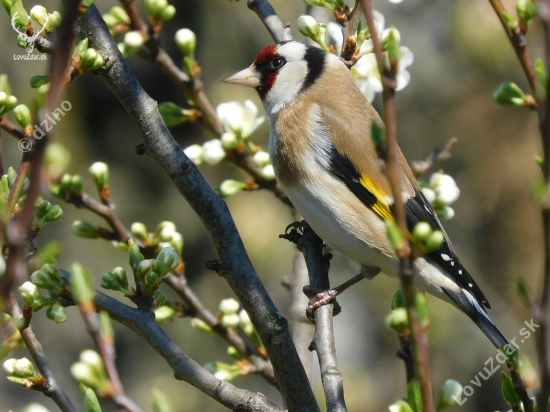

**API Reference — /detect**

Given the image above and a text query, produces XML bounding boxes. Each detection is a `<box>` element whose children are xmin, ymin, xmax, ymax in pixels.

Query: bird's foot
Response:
<box><xmin>303</xmin><ymin>273</ymin><xmax>367</xmax><ymax>321</ymax></box>
<box><xmin>303</xmin><ymin>286</ymin><xmax>342</xmax><ymax>320</ymax></box>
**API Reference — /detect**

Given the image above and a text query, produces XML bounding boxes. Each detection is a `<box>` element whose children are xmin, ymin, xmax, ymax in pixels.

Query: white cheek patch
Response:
<box><xmin>265</xmin><ymin>61</ymin><xmax>308</xmax><ymax>113</ymax></box>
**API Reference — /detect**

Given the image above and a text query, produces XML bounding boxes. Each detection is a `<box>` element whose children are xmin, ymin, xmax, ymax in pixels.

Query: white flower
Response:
<box><xmin>421</xmin><ymin>187</ymin><xmax>436</xmax><ymax>204</ymax></box>
<box><xmin>219</xmin><ymin>180</ymin><xmax>246</xmax><ymax>198</ymax></box>
<box><xmin>252</xmin><ymin>151</ymin><xmax>270</xmax><ymax>168</ymax></box>
<box><xmin>327</xmin><ymin>22</ymin><xmax>343</xmax><ymax>54</ymax></box>
<box><xmin>429</xmin><ymin>172</ymin><xmax>460</xmax><ymax>205</ymax></box>
<box><xmin>183</xmin><ymin>144</ymin><xmax>204</xmax><ymax>165</ymax></box>
<box><xmin>216</xmin><ymin>100</ymin><xmax>264</xmax><ymax>138</ymax></box>
<box><xmin>352</xmin><ymin>53</ymin><xmax>382</xmax><ymax>102</ymax></box>
<box><xmin>202</xmin><ymin>139</ymin><xmax>226</xmax><ymax>165</ymax></box>
<box><xmin>219</xmin><ymin>298</ymin><xmax>240</xmax><ymax>314</ymax></box>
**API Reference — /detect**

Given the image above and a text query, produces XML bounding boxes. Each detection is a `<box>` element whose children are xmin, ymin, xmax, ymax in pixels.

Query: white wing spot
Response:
<box><xmin>441</xmin><ymin>254</ymin><xmax>451</xmax><ymax>261</ymax></box>
<box><xmin>451</xmin><ymin>261</ymin><xmax>455</xmax><ymax>266</ymax></box>
<box><xmin>468</xmin><ymin>283</ymin><xmax>473</xmax><ymax>287</ymax></box>
<box><xmin>458</xmin><ymin>270</ymin><xmax>463</xmax><ymax>275</ymax></box>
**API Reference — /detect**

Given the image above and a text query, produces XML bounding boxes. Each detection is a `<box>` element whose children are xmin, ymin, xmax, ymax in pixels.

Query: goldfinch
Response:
<box><xmin>222</xmin><ymin>41</ymin><xmax>507</xmax><ymax>348</ymax></box>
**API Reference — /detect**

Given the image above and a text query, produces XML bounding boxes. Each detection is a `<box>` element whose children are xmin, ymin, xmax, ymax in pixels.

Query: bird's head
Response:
<box><xmin>222</xmin><ymin>41</ymin><xmax>327</xmax><ymax>112</ymax></box>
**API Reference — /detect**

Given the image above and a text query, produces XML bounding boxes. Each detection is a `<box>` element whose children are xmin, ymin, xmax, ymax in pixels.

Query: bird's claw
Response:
<box><xmin>303</xmin><ymin>286</ymin><xmax>342</xmax><ymax>320</ymax></box>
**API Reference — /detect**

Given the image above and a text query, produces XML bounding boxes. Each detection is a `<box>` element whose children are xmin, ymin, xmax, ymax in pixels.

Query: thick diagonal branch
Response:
<box><xmin>79</xmin><ymin>7</ymin><xmax>318</xmax><ymax>411</ymax></box>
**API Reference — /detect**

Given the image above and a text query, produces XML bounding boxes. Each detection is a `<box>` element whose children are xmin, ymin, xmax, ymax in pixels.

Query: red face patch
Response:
<box><xmin>254</xmin><ymin>44</ymin><xmax>278</xmax><ymax>65</ymax></box>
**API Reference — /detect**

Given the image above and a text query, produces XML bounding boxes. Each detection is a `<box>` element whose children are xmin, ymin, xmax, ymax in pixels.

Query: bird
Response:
<box><xmin>221</xmin><ymin>40</ymin><xmax>508</xmax><ymax>349</ymax></box>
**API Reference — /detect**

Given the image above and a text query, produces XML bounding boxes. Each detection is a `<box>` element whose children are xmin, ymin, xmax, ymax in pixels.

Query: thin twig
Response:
<box><xmin>6</xmin><ymin>295</ymin><xmax>77</xmax><ymax>412</ymax></box>
<box><xmin>489</xmin><ymin>0</ymin><xmax>544</xmax><ymax>102</ymax></box>
<box><xmin>296</xmin><ymin>228</ymin><xmax>347</xmax><ymax>412</ymax></box>
<box><xmin>409</xmin><ymin>137</ymin><xmax>458</xmax><ymax>178</ymax></box>
<box><xmin>163</xmin><ymin>273</ymin><xmax>277</xmax><ymax>386</ymax></box>
<box><xmin>91</xmin><ymin>290</ymin><xmax>283</xmax><ymax>412</ymax></box>
<box><xmin>361</xmin><ymin>0</ymin><xmax>434</xmax><ymax>410</ymax></box>
<box><xmin>247</xmin><ymin>0</ymin><xmax>293</xmax><ymax>43</ymax></box>
<box><xmin>77</xmin><ymin>298</ymin><xmax>145</xmax><ymax>412</ymax></box>
<box><xmin>80</xmin><ymin>8</ymin><xmax>319</xmax><ymax>411</ymax></box>
<box><xmin>536</xmin><ymin>2</ymin><xmax>550</xmax><ymax>412</ymax></box>
<box><xmin>0</xmin><ymin>117</ymin><xmax>26</xmax><ymax>141</ymax></box>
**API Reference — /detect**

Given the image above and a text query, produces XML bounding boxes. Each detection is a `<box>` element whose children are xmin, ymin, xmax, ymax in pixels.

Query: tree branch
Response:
<box><xmin>409</xmin><ymin>137</ymin><xmax>458</xmax><ymax>178</ymax></box>
<box><xmin>92</xmin><ymin>290</ymin><xmax>283</xmax><ymax>412</ymax></box>
<box><xmin>247</xmin><ymin>0</ymin><xmax>293</xmax><ymax>43</ymax></box>
<box><xmin>79</xmin><ymin>7</ymin><xmax>319</xmax><ymax>411</ymax></box>
<box><xmin>361</xmin><ymin>0</ymin><xmax>435</xmax><ymax>410</ymax></box>
<box><xmin>297</xmin><ymin>229</ymin><xmax>347</xmax><ymax>412</ymax></box>
<box><xmin>6</xmin><ymin>295</ymin><xmax>77</xmax><ymax>412</ymax></box>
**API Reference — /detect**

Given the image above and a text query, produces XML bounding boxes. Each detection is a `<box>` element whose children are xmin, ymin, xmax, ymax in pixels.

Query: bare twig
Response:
<box><xmin>247</xmin><ymin>0</ymin><xmax>293</xmax><ymax>43</ymax></box>
<box><xmin>80</xmin><ymin>7</ymin><xmax>319</xmax><ymax>411</ymax></box>
<box><xmin>0</xmin><ymin>117</ymin><xmax>26</xmax><ymax>141</ymax></box>
<box><xmin>76</xmin><ymin>296</ymin><xmax>145</xmax><ymax>412</ymax></box>
<box><xmin>296</xmin><ymin>228</ymin><xmax>347</xmax><ymax>412</ymax></box>
<box><xmin>6</xmin><ymin>295</ymin><xmax>77</xmax><ymax>412</ymax></box>
<box><xmin>361</xmin><ymin>0</ymin><xmax>434</xmax><ymax>410</ymax></box>
<box><xmin>489</xmin><ymin>0</ymin><xmax>544</xmax><ymax>102</ymax></box>
<box><xmin>409</xmin><ymin>137</ymin><xmax>458</xmax><ymax>178</ymax></box>
<box><xmin>92</xmin><ymin>290</ymin><xmax>283</xmax><ymax>412</ymax></box>
<box><xmin>163</xmin><ymin>273</ymin><xmax>277</xmax><ymax>386</ymax></box>
<box><xmin>536</xmin><ymin>3</ymin><xmax>550</xmax><ymax>411</ymax></box>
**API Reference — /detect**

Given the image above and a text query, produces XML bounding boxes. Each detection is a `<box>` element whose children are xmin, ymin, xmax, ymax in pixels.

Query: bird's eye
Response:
<box><xmin>270</xmin><ymin>57</ymin><xmax>286</xmax><ymax>70</ymax></box>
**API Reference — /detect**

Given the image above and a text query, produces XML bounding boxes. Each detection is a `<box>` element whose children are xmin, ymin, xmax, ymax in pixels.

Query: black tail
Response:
<box><xmin>444</xmin><ymin>288</ymin><xmax>508</xmax><ymax>349</ymax></box>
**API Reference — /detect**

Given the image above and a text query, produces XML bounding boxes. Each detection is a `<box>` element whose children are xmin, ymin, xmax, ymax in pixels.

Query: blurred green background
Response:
<box><xmin>0</xmin><ymin>0</ymin><xmax>544</xmax><ymax>410</ymax></box>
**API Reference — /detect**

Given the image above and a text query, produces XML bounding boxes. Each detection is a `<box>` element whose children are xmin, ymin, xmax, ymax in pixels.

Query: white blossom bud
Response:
<box><xmin>421</xmin><ymin>187</ymin><xmax>436</xmax><ymax>204</ymax></box>
<box><xmin>174</xmin><ymin>28</ymin><xmax>196</xmax><ymax>58</ymax></box>
<box><xmin>19</xmin><ymin>281</ymin><xmax>38</xmax><ymax>307</ymax></box>
<box><xmin>429</xmin><ymin>172</ymin><xmax>460</xmax><ymax>205</ymax></box>
<box><xmin>183</xmin><ymin>144</ymin><xmax>204</xmax><ymax>165</ymax></box>
<box><xmin>202</xmin><ymin>139</ymin><xmax>226</xmax><ymax>165</ymax></box>
<box><xmin>14</xmin><ymin>358</ymin><xmax>35</xmax><ymax>377</ymax></box>
<box><xmin>218</xmin><ymin>180</ymin><xmax>246</xmax><ymax>198</ymax></box>
<box><xmin>437</xmin><ymin>379</ymin><xmax>463</xmax><ymax>409</ymax></box>
<box><xmin>219</xmin><ymin>298</ymin><xmax>240</xmax><ymax>314</ymax></box>
<box><xmin>3</xmin><ymin>358</ymin><xmax>16</xmax><ymax>375</ymax></box>
<box><xmin>221</xmin><ymin>313</ymin><xmax>240</xmax><ymax>328</ymax></box>
<box><xmin>221</xmin><ymin>132</ymin><xmax>238</xmax><ymax>149</ymax></box>
<box><xmin>124</xmin><ymin>31</ymin><xmax>144</xmax><ymax>48</ymax></box>
<box><xmin>80</xmin><ymin>350</ymin><xmax>103</xmax><ymax>373</ymax></box>
<box><xmin>22</xmin><ymin>403</ymin><xmax>51</xmax><ymax>412</ymax></box>
<box><xmin>260</xmin><ymin>165</ymin><xmax>275</xmax><ymax>181</ymax></box>
<box><xmin>297</xmin><ymin>15</ymin><xmax>320</xmax><ymax>38</ymax></box>
<box><xmin>70</xmin><ymin>362</ymin><xmax>95</xmax><ymax>386</ymax></box>
<box><xmin>252</xmin><ymin>151</ymin><xmax>270</xmax><ymax>168</ymax></box>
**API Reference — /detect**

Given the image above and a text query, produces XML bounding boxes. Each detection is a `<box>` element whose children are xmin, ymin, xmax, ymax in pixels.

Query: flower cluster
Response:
<box><xmin>298</xmin><ymin>10</ymin><xmax>414</xmax><ymax>102</ymax></box>
<box><xmin>3</xmin><ymin>357</ymin><xmax>43</xmax><ymax>388</ymax></box>
<box><xmin>421</xmin><ymin>172</ymin><xmax>460</xmax><ymax>220</ymax></box>
<box><xmin>28</xmin><ymin>263</ymin><xmax>69</xmax><ymax>323</ymax></box>
<box><xmin>183</xmin><ymin>100</ymin><xmax>265</xmax><ymax>168</ymax></box>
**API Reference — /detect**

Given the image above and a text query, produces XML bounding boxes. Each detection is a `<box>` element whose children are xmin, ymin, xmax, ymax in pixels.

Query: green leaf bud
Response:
<box><xmin>81</xmin><ymin>48</ymin><xmax>105</xmax><ymax>71</ymax></box>
<box><xmin>128</xmin><ymin>238</ymin><xmax>142</xmax><ymax>270</ymax></box>
<box><xmin>152</xmin><ymin>389</ymin><xmax>172</xmax><ymax>412</ymax></box>
<box><xmin>424</xmin><ymin>230</ymin><xmax>445</xmax><ymax>252</ymax></box>
<box><xmin>137</xmin><ymin>259</ymin><xmax>153</xmax><ymax>278</ymax></box>
<box><xmin>158</xmin><ymin>4</ymin><xmax>175</xmax><ymax>21</ymax></box>
<box><xmin>390</xmin><ymin>290</ymin><xmax>405</xmax><ymax>310</ymax></box>
<box><xmin>110</xmin><ymin>6</ymin><xmax>130</xmax><ymax>23</ymax></box>
<box><xmin>70</xmin><ymin>262</ymin><xmax>95</xmax><ymax>306</ymax></box>
<box><xmin>69</xmin><ymin>174</ymin><xmax>84</xmax><ymax>195</ymax></box>
<box><xmin>493</xmin><ymin>82</ymin><xmax>534</xmax><ymax>107</ymax></box>
<box><xmin>13</xmin><ymin>104</ymin><xmax>32</xmax><ymax>129</ymax></box>
<box><xmin>72</xmin><ymin>220</ymin><xmax>99</xmax><ymax>238</ymax></box>
<box><xmin>516</xmin><ymin>0</ymin><xmax>536</xmax><ymax>23</ymax></box>
<box><xmin>84</xmin><ymin>387</ymin><xmax>102</xmax><ymax>412</ymax></box>
<box><xmin>413</xmin><ymin>222</ymin><xmax>432</xmax><ymax>243</ymax></box>
<box><xmin>157</xmin><ymin>246</ymin><xmax>179</xmax><ymax>272</ymax></box>
<box><xmin>29</xmin><ymin>75</ymin><xmax>50</xmax><ymax>89</ymax></box>
<box><xmin>74</xmin><ymin>38</ymin><xmax>89</xmax><ymax>57</ymax></box>
<box><xmin>131</xmin><ymin>222</ymin><xmax>149</xmax><ymax>242</ymax></box>
<box><xmin>190</xmin><ymin>317</ymin><xmax>214</xmax><ymax>333</ymax></box>
<box><xmin>154</xmin><ymin>305</ymin><xmax>175</xmax><ymax>324</ymax></box>
<box><xmin>48</xmin><ymin>301</ymin><xmax>67</xmax><ymax>324</ymax></box>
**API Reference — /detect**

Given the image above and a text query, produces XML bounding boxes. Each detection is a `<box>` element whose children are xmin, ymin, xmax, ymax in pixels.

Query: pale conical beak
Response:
<box><xmin>221</xmin><ymin>66</ymin><xmax>261</xmax><ymax>88</ymax></box>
